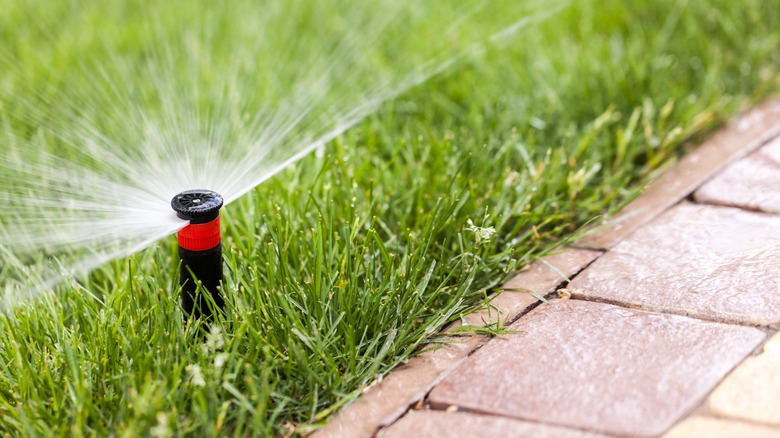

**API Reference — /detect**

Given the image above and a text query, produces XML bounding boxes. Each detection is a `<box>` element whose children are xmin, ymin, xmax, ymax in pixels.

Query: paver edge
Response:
<box><xmin>309</xmin><ymin>247</ymin><xmax>599</xmax><ymax>438</ymax></box>
<box><xmin>577</xmin><ymin>97</ymin><xmax>780</xmax><ymax>250</ymax></box>
<box><xmin>310</xmin><ymin>96</ymin><xmax>780</xmax><ymax>438</ymax></box>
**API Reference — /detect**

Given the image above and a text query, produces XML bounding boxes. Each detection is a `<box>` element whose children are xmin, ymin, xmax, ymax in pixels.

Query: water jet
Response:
<box><xmin>171</xmin><ymin>190</ymin><xmax>225</xmax><ymax>319</ymax></box>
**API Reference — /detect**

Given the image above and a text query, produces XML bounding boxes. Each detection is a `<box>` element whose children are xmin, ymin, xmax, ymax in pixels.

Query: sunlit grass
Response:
<box><xmin>1</xmin><ymin>0</ymin><xmax>779</xmax><ymax>435</ymax></box>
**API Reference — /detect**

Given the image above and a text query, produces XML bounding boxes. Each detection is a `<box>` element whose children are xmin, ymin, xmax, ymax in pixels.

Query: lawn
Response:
<box><xmin>1</xmin><ymin>0</ymin><xmax>779</xmax><ymax>436</ymax></box>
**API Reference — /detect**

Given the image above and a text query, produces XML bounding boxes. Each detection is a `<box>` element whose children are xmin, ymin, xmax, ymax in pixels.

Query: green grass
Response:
<box><xmin>1</xmin><ymin>0</ymin><xmax>780</xmax><ymax>436</ymax></box>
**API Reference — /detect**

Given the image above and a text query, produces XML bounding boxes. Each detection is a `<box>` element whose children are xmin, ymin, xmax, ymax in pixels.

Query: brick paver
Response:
<box><xmin>696</xmin><ymin>137</ymin><xmax>780</xmax><ymax>214</ymax></box>
<box><xmin>569</xmin><ymin>202</ymin><xmax>780</xmax><ymax>325</ymax></box>
<box><xmin>379</xmin><ymin>410</ymin><xmax>608</xmax><ymax>438</ymax></box>
<box><xmin>663</xmin><ymin>417</ymin><xmax>780</xmax><ymax>438</ymax></box>
<box><xmin>428</xmin><ymin>300</ymin><xmax>764</xmax><ymax>437</ymax></box>
<box><xmin>708</xmin><ymin>332</ymin><xmax>780</xmax><ymax>426</ymax></box>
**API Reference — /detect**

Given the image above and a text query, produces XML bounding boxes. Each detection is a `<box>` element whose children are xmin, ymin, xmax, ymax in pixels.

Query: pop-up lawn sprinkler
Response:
<box><xmin>171</xmin><ymin>190</ymin><xmax>225</xmax><ymax>319</ymax></box>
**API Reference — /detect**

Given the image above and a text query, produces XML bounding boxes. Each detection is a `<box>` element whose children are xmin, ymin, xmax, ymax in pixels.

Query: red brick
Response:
<box><xmin>379</xmin><ymin>410</ymin><xmax>608</xmax><ymax>438</ymax></box>
<box><xmin>696</xmin><ymin>137</ymin><xmax>780</xmax><ymax>214</ymax></box>
<box><xmin>569</xmin><ymin>203</ymin><xmax>780</xmax><ymax>325</ymax></box>
<box><xmin>429</xmin><ymin>300</ymin><xmax>764</xmax><ymax>437</ymax></box>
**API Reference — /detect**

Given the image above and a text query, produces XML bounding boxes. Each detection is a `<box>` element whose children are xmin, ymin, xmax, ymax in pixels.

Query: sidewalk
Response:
<box><xmin>313</xmin><ymin>98</ymin><xmax>780</xmax><ymax>438</ymax></box>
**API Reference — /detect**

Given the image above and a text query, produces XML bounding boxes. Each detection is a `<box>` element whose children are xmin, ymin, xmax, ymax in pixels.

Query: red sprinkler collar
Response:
<box><xmin>178</xmin><ymin>217</ymin><xmax>221</xmax><ymax>251</ymax></box>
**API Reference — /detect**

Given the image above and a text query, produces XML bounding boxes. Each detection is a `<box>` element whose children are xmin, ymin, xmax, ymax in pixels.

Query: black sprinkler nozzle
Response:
<box><xmin>172</xmin><ymin>190</ymin><xmax>225</xmax><ymax>319</ymax></box>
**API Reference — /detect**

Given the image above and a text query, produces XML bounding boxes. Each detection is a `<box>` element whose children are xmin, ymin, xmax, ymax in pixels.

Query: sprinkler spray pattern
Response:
<box><xmin>0</xmin><ymin>0</ymin><xmax>567</xmax><ymax>307</ymax></box>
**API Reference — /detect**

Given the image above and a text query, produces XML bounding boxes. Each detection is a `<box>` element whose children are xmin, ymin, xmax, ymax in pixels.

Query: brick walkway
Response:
<box><xmin>312</xmin><ymin>98</ymin><xmax>780</xmax><ymax>438</ymax></box>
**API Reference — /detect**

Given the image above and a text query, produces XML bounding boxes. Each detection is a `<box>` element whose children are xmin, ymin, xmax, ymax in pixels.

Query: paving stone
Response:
<box><xmin>663</xmin><ymin>416</ymin><xmax>780</xmax><ymax>438</ymax></box>
<box><xmin>569</xmin><ymin>203</ymin><xmax>780</xmax><ymax>326</ymax></box>
<box><xmin>429</xmin><ymin>300</ymin><xmax>764</xmax><ymax>437</ymax></box>
<box><xmin>696</xmin><ymin>137</ymin><xmax>780</xmax><ymax>214</ymax></box>
<box><xmin>579</xmin><ymin>98</ymin><xmax>780</xmax><ymax>250</ymax></box>
<box><xmin>378</xmin><ymin>410</ymin><xmax>608</xmax><ymax>438</ymax></box>
<box><xmin>313</xmin><ymin>249</ymin><xmax>598</xmax><ymax>438</ymax></box>
<box><xmin>708</xmin><ymin>332</ymin><xmax>780</xmax><ymax>425</ymax></box>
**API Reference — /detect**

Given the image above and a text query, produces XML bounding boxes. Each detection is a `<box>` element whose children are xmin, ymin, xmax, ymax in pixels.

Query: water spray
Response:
<box><xmin>1</xmin><ymin>0</ymin><xmax>565</xmax><ymax>306</ymax></box>
<box><xmin>171</xmin><ymin>190</ymin><xmax>225</xmax><ymax>319</ymax></box>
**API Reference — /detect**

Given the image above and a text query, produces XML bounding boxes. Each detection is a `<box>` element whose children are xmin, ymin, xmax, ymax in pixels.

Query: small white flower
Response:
<box><xmin>214</xmin><ymin>353</ymin><xmax>229</xmax><ymax>370</ymax></box>
<box><xmin>186</xmin><ymin>364</ymin><xmax>206</xmax><ymax>387</ymax></box>
<box><xmin>150</xmin><ymin>412</ymin><xmax>172</xmax><ymax>438</ymax></box>
<box><xmin>465</xmin><ymin>219</ymin><xmax>497</xmax><ymax>244</ymax></box>
<box><xmin>202</xmin><ymin>325</ymin><xmax>225</xmax><ymax>354</ymax></box>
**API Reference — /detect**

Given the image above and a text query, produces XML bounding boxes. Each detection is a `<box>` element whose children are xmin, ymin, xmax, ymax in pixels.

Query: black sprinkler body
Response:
<box><xmin>171</xmin><ymin>190</ymin><xmax>225</xmax><ymax>319</ymax></box>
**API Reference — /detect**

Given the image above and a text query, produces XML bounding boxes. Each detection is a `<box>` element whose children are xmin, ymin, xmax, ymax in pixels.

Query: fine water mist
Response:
<box><xmin>0</xmin><ymin>0</ymin><xmax>566</xmax><ymax>307</ymax></box>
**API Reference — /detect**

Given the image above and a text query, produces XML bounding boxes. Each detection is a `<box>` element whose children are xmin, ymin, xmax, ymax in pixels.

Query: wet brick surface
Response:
<box><xmin>428</xmin><ymin>300</ymin><xmax>764</xmax><ymax>437</ymax></box>
<box><xmin>696</xmin><ymin>137</ymin><xmax>780</xmax><ymax>214</ymax></box>
<box><xmin>569</xmin><ymin>203</ymin><xmax>780</xmax><ymax>325</ymax></box>
<box><xmin>378</xmin><ymin>410</ymin><xmax>608</xmax><ymax>438</ymax></box>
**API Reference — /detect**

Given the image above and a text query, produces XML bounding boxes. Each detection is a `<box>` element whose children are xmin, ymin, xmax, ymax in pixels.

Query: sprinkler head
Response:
<box><xmin>172</xmin><ymin>190</ymin><xmax>225</xmax><ymax>319</ymax></box>
<box><xmin>171</xmin><ymin>189</ymin><xmax>224</xmax><ymax>224</ymax></box>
